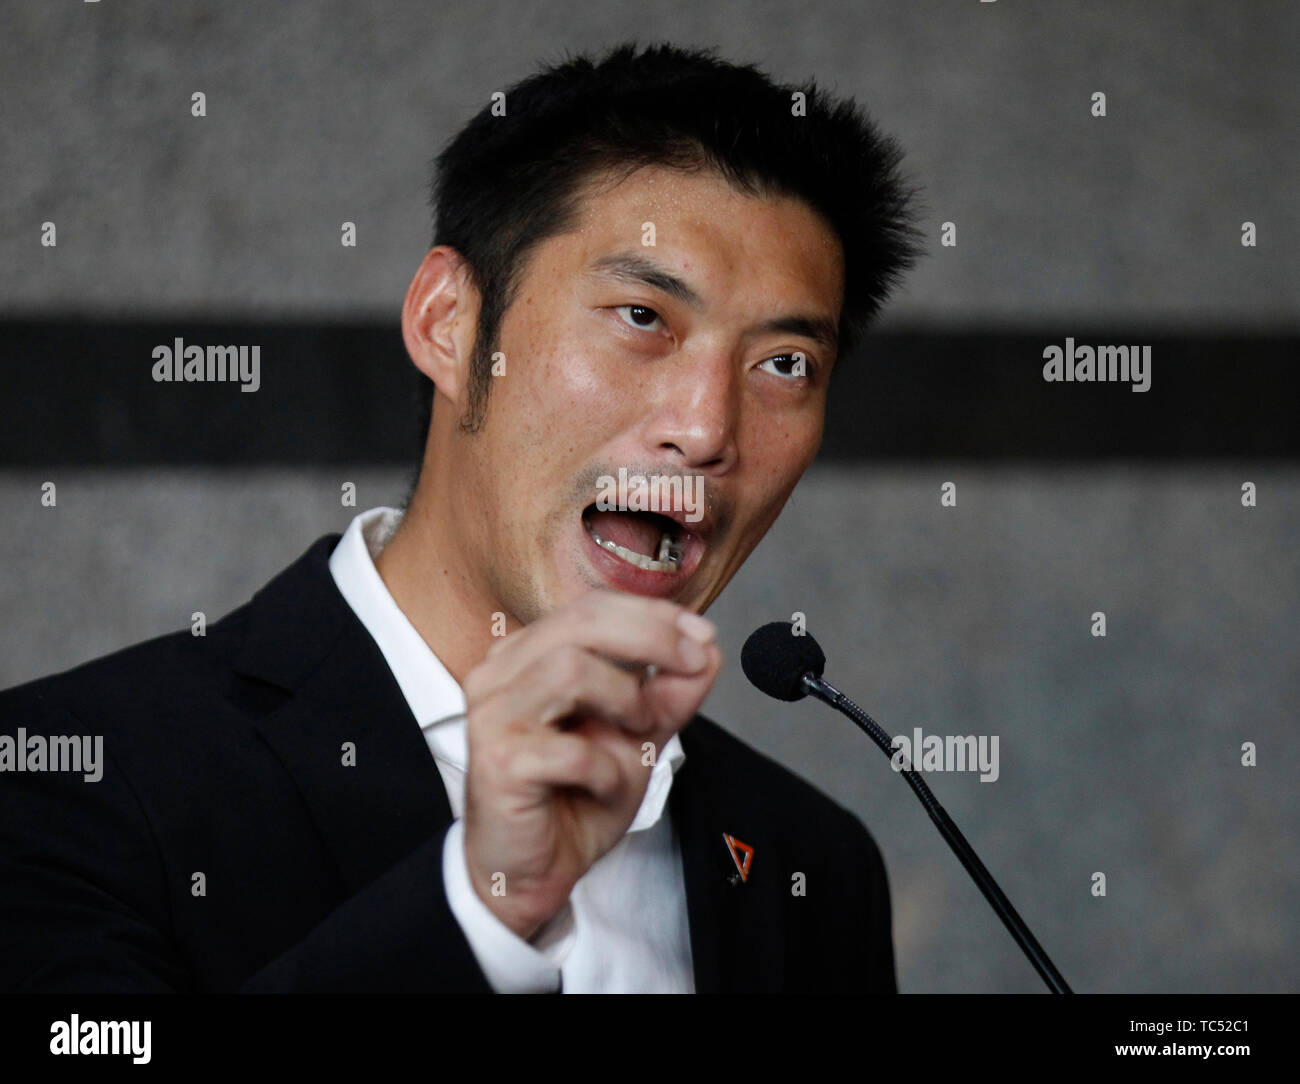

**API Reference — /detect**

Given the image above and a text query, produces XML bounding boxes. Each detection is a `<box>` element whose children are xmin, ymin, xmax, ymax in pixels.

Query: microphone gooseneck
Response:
<box><xmin>741</xmin><ymin>622</ymin><xmax>1073</xmax><ymax>995</ymax></box>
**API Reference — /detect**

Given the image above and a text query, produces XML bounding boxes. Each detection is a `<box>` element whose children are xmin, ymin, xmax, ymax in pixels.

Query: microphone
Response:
<box><xmin>741</xmin><ymin>621</ymin><xmax>1073</xmax><ymax>994</ymax></box>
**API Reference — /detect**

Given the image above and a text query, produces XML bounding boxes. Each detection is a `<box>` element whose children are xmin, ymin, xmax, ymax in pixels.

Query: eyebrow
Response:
<box><xmin>586</xmin><ymin>251</ymin><xmax>839</xmax><ymax>354</ymax></box>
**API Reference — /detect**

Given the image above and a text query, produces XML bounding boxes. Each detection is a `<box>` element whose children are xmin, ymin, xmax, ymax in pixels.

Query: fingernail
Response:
<box><xmin>678</xmin><ymin>635</ymin><xmax>708</xmax><ymax>671</ymax></box>
<box><xmin>677</xmin><ymin>612</ymin><xmax>716</xmax><ymax>644</ymax></box>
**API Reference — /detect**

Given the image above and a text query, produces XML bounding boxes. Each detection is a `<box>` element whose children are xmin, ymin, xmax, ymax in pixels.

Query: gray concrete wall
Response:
<box><xmin>2</xmin><ymin>0</ymin><xmax>1296</xmax><ymax>326</ymax></box>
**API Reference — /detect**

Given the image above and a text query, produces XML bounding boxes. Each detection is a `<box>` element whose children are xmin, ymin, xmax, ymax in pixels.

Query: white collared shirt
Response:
<box><xmin>328</xmin><ymin>506</ymin><xmax>694</xmax><ymax>993</ymax></box>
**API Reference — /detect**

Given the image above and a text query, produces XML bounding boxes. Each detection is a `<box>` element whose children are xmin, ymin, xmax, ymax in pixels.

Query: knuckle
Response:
<box><xmin>539</xmin><ymin>689</ymin><xmax>577</xmax><ymax>727</ymax></box>
<box><xmin>591</xmin><ymin>754</ymin><xmax>618</xmax><ymax>795</ymax></box>
<box><xmin>562</xmin><ymin>741</ymin><xmax>593</xmax><ymax>778</ymax></box>
<box><xmin>477</xmin><ymin>739</ymin><xmax>516</xmax><ymax>782</ymax></box>
<box><xmin>546</xmin><ymin>644</ymin><xmax>588</xmax><ymax>689</ymax></box>
<box><xmin>611</xmin><ymin>673</ymin><xmax>641</xmax><ymax>715</ymax></box>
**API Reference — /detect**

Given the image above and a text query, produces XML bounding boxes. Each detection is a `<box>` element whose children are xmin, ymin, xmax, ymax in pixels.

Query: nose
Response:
<box><xmin>648</xmin><ymin>349</ymin><xmax>739</xmax><ymax>473</ymax></box>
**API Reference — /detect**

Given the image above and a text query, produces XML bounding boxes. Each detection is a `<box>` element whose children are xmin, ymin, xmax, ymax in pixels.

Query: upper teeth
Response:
<box><xmin>589</xmin><ymin>528</ymin><xmax>682</xmax><ymax>573</ymax></box>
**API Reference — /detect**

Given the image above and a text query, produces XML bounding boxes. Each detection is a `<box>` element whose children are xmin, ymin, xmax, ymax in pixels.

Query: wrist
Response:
<box><xmin>466</xmin><ymin>862</ymin><xmax>560</xmax><ymax>941</ymax></box>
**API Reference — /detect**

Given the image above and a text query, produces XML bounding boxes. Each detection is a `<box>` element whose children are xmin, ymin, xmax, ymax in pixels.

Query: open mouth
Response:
<box><xmin>581</xmin><ymin>504</ymin><xmax>690</xmax><ymax>574</ymax></box>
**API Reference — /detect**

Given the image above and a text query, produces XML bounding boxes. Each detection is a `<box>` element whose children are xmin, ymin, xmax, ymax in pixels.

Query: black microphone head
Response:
<box><xmin>741</xmin><ymin>622</ymin><xmax>826</xmax><ymax>701</ymax></box>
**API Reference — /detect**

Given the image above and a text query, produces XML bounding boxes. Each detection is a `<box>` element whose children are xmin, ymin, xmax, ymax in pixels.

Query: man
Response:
<box><xmin>0</xmin><ymin>41</ymin><xmax>920</xmax><ymax>993</ymax></box>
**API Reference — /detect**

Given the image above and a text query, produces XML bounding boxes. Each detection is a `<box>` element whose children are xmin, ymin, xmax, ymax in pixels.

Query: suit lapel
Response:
<box><xmin>233</xmin><ymin>535</ymin><xmax>453</xmax><ymax>896</ymax></box>
<box><xmin>669</xmin><ymin>733</ymin><xmax>728</xmax><ymax>994</ymax></box>
<box><xmin>673</xmin><ymin>719</ymin><xmax>786</xmax><ymax>993</ymax></box>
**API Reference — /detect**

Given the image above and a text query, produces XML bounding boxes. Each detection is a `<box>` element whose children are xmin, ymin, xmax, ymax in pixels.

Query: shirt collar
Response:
<box><xmin>328</xmin><ymin>506</ymin><xmax>466</xmax><ymax>730</ymax></box>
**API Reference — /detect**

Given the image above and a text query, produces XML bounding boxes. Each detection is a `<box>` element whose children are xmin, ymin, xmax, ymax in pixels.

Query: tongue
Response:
<box><xmin>586</xmin><ymin>510</ymin><xmax>664</xmax><ymax>558</ymax></box>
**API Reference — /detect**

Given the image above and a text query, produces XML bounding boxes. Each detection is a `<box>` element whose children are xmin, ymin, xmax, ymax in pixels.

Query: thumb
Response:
<box><xmin>642</xmin><ymin>640</ymin><xmax>722</xmax><ymax>746</ymax></box>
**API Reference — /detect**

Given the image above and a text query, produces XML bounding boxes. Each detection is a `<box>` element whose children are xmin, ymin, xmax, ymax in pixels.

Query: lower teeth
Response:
<box><xmin>589</xmin><ymin>530</ymin><xmax>681</xmax><ymax>573</ymax></box>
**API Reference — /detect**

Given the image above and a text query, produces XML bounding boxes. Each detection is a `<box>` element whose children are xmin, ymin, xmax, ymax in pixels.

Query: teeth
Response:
<box><xmin>589</xmin><ymin>529</ymin><xmax>681</xmax><ymax>573</ymax></box>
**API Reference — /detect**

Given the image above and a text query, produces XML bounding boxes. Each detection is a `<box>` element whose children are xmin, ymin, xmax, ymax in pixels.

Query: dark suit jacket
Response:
<box><xmin>0</xmin><ymin>535</ymin><xmax>895</xmax><ymax>993</ymax></box>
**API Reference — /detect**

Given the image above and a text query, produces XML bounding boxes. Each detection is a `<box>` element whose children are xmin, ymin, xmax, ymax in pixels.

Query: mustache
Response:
<box><xmin>569</xmin><ymin>462</ymin><xmax>729</xmax><ymax>533</ymax></box>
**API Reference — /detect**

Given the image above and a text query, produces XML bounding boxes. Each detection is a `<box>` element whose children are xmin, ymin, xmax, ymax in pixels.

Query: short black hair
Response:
<box><xmin>413</xmin><ymin>39</ymin><xmax>923</xmax><ymax>449</ymax></box>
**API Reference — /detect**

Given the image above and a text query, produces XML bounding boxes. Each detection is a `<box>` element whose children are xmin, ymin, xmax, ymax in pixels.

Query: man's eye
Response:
<box><xmin>758</xmin><ymin>353</ymin><xmax>815</xmax><ymax>380</ymax></box>
<box><xmin>614</xmin><ymin>304</ymin><xmax>664</xmax><ymax>332</ymax></box>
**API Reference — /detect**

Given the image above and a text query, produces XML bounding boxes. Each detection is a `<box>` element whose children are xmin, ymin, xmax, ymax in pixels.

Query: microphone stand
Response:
<box><xmin>803</xmin><ymin>673</ymin><xmax>1073</xmax><ymax>994</ymax></box>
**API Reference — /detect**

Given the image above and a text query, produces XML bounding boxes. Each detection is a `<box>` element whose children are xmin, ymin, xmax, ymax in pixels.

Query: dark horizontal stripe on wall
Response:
<box><xmin>0</xmin><ymin>319</ymin><xmax>1296</xmax><ymax>464</ymax></box>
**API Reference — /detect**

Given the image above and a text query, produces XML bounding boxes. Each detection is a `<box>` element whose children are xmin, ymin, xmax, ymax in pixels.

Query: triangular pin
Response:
<box><xmin>722</xmin><ymin>833</ymin><xmax>754</xmax><ymax>882</ymax></box>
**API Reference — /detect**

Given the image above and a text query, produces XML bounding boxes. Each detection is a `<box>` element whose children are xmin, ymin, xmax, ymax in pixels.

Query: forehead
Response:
<box><xmin>555</xmin><ymin>164</ymin><xmax>844</xmax><ymax>312</ymax></box>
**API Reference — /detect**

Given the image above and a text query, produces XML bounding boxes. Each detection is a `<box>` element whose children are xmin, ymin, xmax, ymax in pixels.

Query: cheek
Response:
<box><xmin>511</xmin><ymin>343</ymin><xmax>621</xmax><ymax>438</ymax></box>
<box><xmin>479</xmin><ymin>346</ymin><xmax>611</xmax><ymax>527</ymax></box>
<box><xmin>746</xmin><ymin>414</ymin><xmax>820</xmax><ymax>481</ymax></box>
<box><xmin>734</xmin><ymin>421</ymin><xmax>821</xmax><ymax>532</ymax></box>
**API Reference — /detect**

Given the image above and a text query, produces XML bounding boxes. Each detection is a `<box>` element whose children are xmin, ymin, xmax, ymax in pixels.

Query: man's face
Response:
<box><xmin>448</xmin><ymin>163</ymin><xmax>844</xmax><ymax>625</ymax></box>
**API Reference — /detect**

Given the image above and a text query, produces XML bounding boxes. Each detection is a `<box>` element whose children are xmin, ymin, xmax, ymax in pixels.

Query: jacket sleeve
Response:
<box><xmin>857</xmin><ymin>824</ymin><xmax>898</xmax><ymax>993</ymax></box>
<box><xmin>0</xmin><ymin>692</ymin><xmax>493</xmax><ymax>994</ymax></box>
<box><xmin>0</xmin><ymin>696</ymin><xmax>189</xmax><ymax>992</ymax></box>
<box><xmin>237</xmin><ymin>824</ymin><xmax>493</xmax><ymax>994</ymax></box>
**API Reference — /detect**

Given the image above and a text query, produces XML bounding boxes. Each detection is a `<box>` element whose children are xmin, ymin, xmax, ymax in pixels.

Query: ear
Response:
<box><xmin>400</xmin><ymin>246</ymin><xmax>478</xmax><ymax>405</ymax></box>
